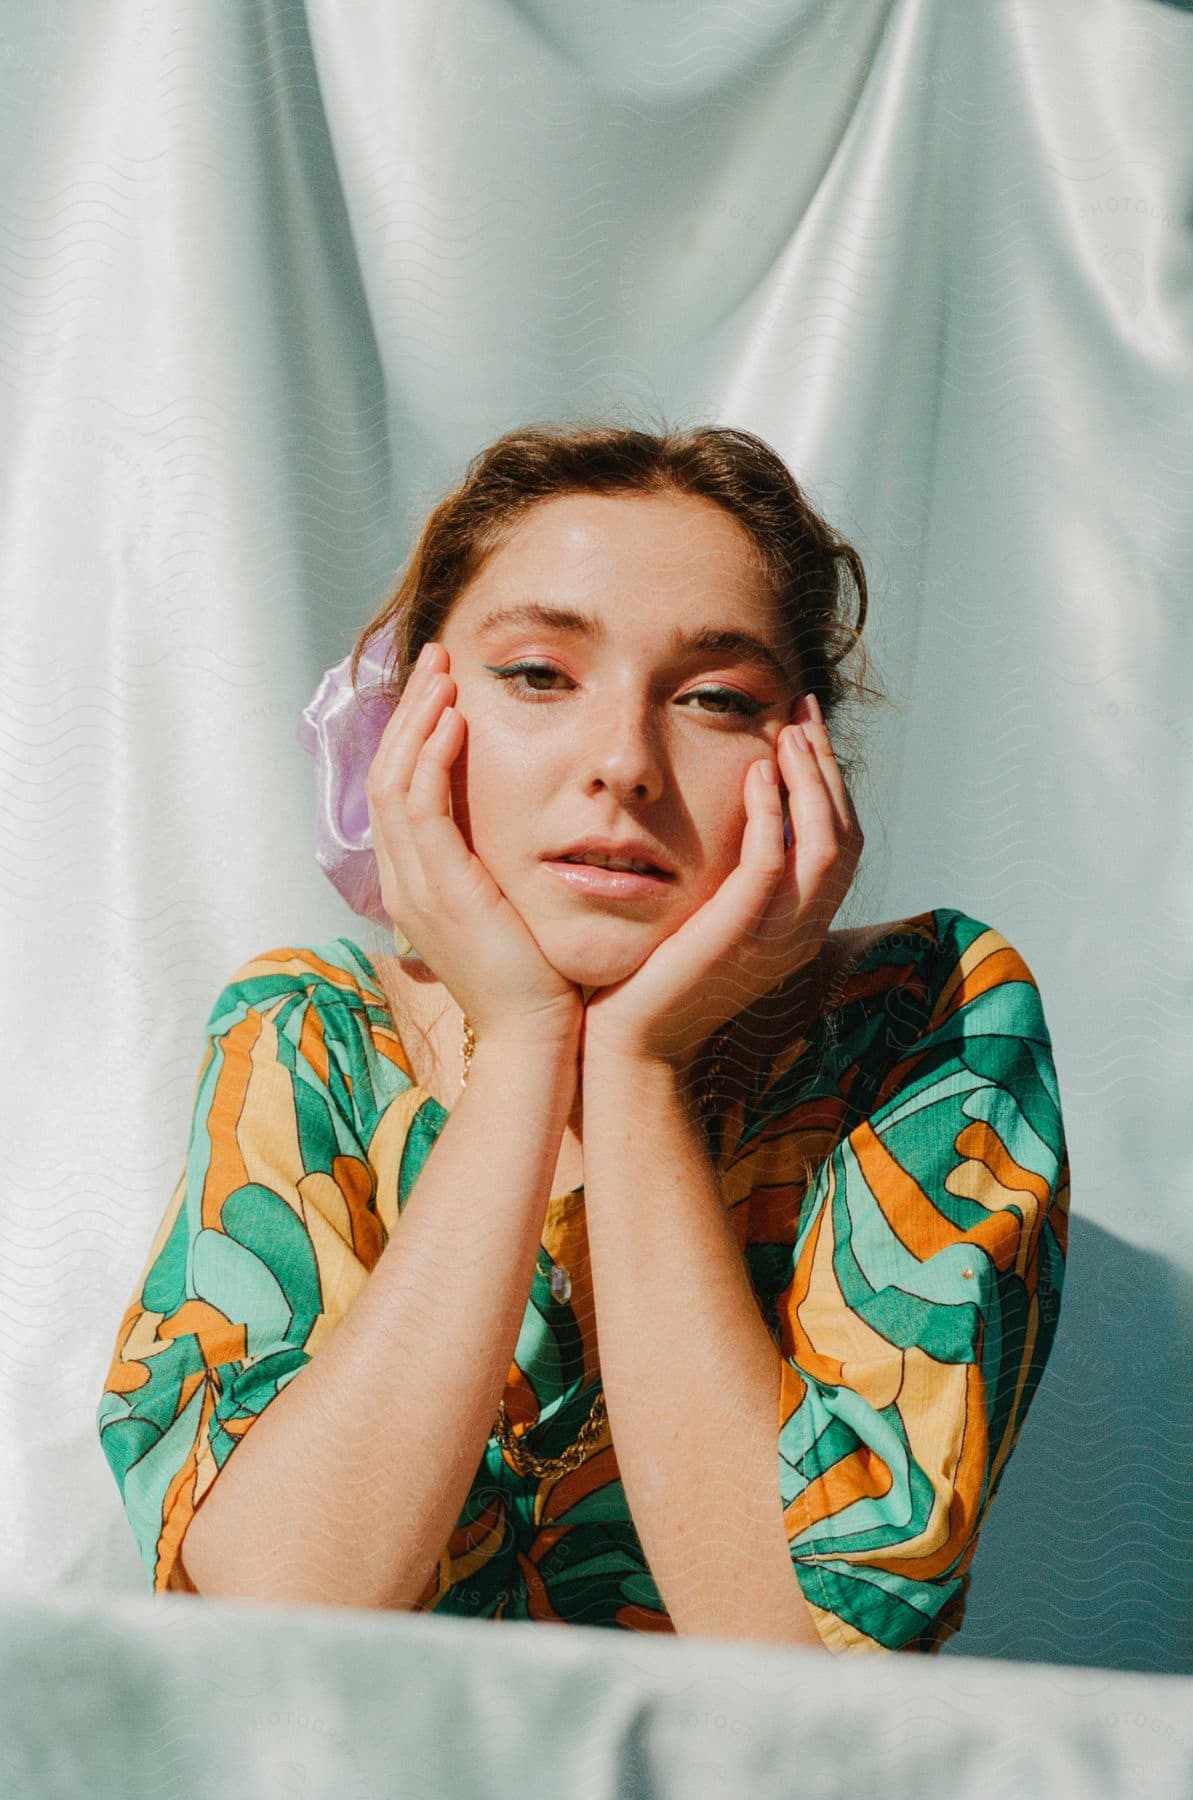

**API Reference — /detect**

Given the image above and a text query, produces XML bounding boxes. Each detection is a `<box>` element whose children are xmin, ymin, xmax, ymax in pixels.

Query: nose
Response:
<box><xmin>581</xmin><ymin>688</ymin><xmax>667</xmax><ymax>808</ymax></box>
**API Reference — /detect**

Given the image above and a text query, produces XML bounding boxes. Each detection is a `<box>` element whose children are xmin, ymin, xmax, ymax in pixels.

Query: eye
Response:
<box><xmin>686</xmin><ymin>687</ymin><xmax>768</xmax><ymax>719</ymax></box>
<box><xmin>485</xmin><ymin>661</ymin><xmax>769</xmax><ymax>720</ymax></box>
<box><xmin>487</xmin><ymin>661</ymin><xmax>571</xmax><ymax>698</ymax></box>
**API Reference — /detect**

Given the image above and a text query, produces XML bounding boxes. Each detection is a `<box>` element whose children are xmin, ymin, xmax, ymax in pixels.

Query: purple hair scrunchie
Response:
<box><xmin>295</xmin><ymin>633</ymin><xmax>397</xmax><ymax>926</ymax></box>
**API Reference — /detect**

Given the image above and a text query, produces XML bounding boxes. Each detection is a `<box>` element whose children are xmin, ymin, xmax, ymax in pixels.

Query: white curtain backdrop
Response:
<box><xmin>2</xmin><ymin>0</ymin><xmax>1190</xmax><ymax>1690</ymax></box>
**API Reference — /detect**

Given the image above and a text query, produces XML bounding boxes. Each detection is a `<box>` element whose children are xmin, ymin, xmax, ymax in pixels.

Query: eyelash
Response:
<box><xmin>488</xmin><ymin>661</ymin><xmax>769</xmax><ymax>721</ymax></box>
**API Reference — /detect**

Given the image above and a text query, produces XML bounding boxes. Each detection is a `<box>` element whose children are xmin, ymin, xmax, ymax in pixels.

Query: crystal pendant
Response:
<box><xmin>549</xmin><ymin>1263</ymin><xmax>572</xmax><ymax>1304</ymax></box>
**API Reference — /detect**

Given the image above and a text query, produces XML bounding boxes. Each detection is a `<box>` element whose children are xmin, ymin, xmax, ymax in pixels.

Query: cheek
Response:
<box><xmin>448</xmin><ymin>721</ymin><xmax>526</xmax><ymax>853</ymax></box>
<box><xmin>710</xmin><ymin>776</ymin><xmax>751</xmax><ymax>850</ymax></box>
<box><xmin>684</xmin><ymin>781</ymin><xmax>751</xmax><ymax>897</ymax></box>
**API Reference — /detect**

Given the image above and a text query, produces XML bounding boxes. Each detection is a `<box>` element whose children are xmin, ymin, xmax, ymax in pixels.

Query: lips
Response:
<box><xmin>557</xmin><ymin>854</ymin><xmax>669</xmax><ymax>876</ymax></box>
<box><xmin>543</xmin><ymin>859</ymin><xmax>674</xmax><ymax>898</ymax></box>
<box><xmin>546</xmin><ymin>839</ymin><xmax>675</xmax><ymax>877</ymax></box>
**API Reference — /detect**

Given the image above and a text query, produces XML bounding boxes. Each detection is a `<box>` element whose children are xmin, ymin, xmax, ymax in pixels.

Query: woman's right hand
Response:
<box><xmin>365</xmin><ymin>640</ymin><xmax>585</xmax><ymax>1049</ymax></box>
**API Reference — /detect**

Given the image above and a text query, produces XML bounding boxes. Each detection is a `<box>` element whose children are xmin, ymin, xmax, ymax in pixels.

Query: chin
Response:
<box><xmin>529</xmin><ymin>918</ymin><xmax>666</xmax><ymax>990</ymax></box>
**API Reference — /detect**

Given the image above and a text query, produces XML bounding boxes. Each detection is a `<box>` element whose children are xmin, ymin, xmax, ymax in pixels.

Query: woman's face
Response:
<box><xmin>433</xmin><ymin>490</ymin><xmax>802</xmax><ymax>990</ymax></box>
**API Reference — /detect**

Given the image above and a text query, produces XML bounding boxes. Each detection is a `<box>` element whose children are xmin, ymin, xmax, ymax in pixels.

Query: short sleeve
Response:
<box><xmin>761</xmin><ymin>918</ymin><xmax>1070</xmax><ymax>1654</ymax></box>
<box><xmin>95</xmin><ymin>955</ymin><xmax>384</xmax><ymax>1593</ymax></box>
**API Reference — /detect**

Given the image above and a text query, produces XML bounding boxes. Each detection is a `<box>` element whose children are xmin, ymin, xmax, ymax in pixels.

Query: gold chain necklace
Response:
<box><xmin>460</xmin><ymin>1009</ymin><xmax>731</xmax><ymax>1479</ymax></box>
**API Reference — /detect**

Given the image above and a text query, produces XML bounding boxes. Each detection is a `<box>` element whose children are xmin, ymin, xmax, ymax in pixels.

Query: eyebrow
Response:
<box><xmin>473</xmin><ymin>602</ymin><xmax>792</xmax><ymax>685</ymax></box>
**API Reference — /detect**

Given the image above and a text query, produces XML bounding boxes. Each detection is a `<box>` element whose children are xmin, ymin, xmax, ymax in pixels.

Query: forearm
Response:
<box><xmin>581</xmin><ymin>1052</ymin><xmax>826</xmax><ymax>1648</ymax></box>
<box><xmin>181</xmin><ymin>1029</ymin><xmax>579</xmax><ymax>1610</ymax></box>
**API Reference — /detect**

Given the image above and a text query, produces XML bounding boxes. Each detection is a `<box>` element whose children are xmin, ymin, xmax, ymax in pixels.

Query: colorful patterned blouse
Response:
<box><xmin>96</xmin><ymin>905</ymin><xmax>1070</xmax><ymax>1653</ymax></box>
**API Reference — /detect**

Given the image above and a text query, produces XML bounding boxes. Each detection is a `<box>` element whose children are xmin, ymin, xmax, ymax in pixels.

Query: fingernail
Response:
<box><xmin>416</xmin><ymin>641</ymin><xmax>435</xmax><ymax>668</ymax></box>
<box><xmin>805</xmin><ymin>691</ymin><xmax>822</xmax><ymax>725</ymax></box>
<box><xmin>760</xmin><ymin>759</ymin><xmax>777</xmax><ymax>784</ymax></box>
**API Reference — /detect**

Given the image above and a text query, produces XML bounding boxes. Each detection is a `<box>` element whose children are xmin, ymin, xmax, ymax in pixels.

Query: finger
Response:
<box><xmin>669</xmin><ymin>757</ymin><xmax>783</xmax><ymax>968</ymax></box>
<box><xmin>779</xmin><ymin>725</ymin><xmax>841</xmax><ymax>837</ymax></box>
<box><xmin>797</xmin><ymin>706</ymin><xmax>856</xmax><ymax>838</ymax></box>
<box><xmin>405</xmin><ymin>705</ymin><xmax>493</xmax><ymax>907</ymax></box>
<box><xmin>370</xmin><ymin>669</ymin><xmax>453</xmax><ymax>802</ymax></box>
<box><xmin>405</xmin><ymin>701</ymin><xmax>461</xmax><ymax>825</ymax></box>
<box><xmin>703</xmin><ymin>761</ymin><xmax>787</xmax><ymax>962</ymax></box>
<box><xmin>364</xmin><ymin>651</ymin><xmax>455</xmax><ymax>914</ymax></box>
<box><xmin>745</xmin><ymin>757</ymin><xmax>789</xmax><ymax>873</ymax></box>
<box><xmin>376</xmin><ymin>642</ymin><xmax>440</xmax><ymax>750</ymax></box>
<box><xmin>778</xmin><ymin>739</ymin><xmax>842</xmax><ymax>907</ymax></box>
<box><xmin>663</xmin><ymin>759</ymin><xmax>790</xmax><ymax>1013</ymax></box>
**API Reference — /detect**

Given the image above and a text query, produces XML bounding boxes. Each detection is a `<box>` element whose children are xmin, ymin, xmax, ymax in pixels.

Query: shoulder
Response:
<box><xmin>861</xmin><ymin>908</ymin><xmax>1065</xmax><ymax>1162</ymax></box>
<box><xmin>204</xmin><ymin>937</ymin><xmax>385</xmax><ymax>1038</ymax></box>
<box><xmin>912</xmin><ymin>905</ymin><xmax>1056</xmax><ymax>1044</ymax></box>
<box><xmin>769</xmin><ymin>904</ymin><xmax>1057</xmax><ymax>1097</ymax></box>
<box><xmin>197</xmin><ymin>938</ymin><xmax>401</xmax><ymax>1143</ymax></box>
<box><xmin>840</xmin><ymin>905</ymin><xmax>1051</xmax><ymax>1010</ymax></box>
<box><xmin>201</xmin><ymin>938</ymin><xmax>394</xmax><ymax>1102</ymax></box>
<box><xmin>808</xmin><ymin>904</ymin><xmax>1065</xmax><ymax>1175</ymax></box>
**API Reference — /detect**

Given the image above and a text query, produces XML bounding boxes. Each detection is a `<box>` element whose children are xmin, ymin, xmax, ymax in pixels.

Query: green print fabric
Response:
<box><xmin>95</xmin><ymin>907</ymin><xmax>1070</xmax><ymax>1653</ymax></box>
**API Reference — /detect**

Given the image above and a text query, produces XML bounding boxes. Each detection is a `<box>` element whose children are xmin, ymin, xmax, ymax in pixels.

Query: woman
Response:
<box><xmin>96</xmin><ymin>422</ymin><xmax>1070</xmax><ymax>1652</ymax></box>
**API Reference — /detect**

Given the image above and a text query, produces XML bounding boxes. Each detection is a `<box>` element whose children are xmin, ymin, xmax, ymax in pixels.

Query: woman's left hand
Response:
<box><xmin>581</xmin><ymin>697</ymin><xmax>864</xmax><ymax>1075</ymax></box>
